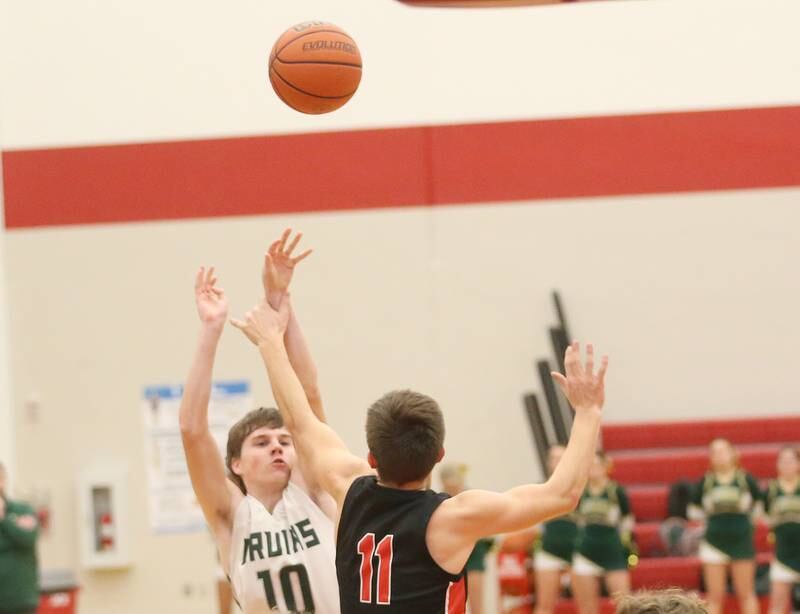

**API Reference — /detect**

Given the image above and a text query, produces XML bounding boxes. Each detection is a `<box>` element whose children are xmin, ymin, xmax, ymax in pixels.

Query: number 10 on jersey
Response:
<box><xmin>357</xmin><ymin>533</ymin><xmax>394</xmax><ymax>605</ymax></box>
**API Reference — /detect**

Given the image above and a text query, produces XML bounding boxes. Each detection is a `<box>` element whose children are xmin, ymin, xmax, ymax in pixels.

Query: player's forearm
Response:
<box><xmin>284</xmin><ymin>303</ymin><xmax>324</xmax><ymax>421</ymax></box>
<box><xmin>266</xmin><ymin>293</ymin><xmax>323</xmax><ymax>418</ymax></box>
<box><xmin>179</xmin><ymin>325</ymin><xmax>222</xmax><ymax>436</ymax></box>
<box><xmin>258</xmin><ymin>336</ymin><xmax>319</xmax><ymax>433</ymax></box>
<box><xmin>547</xmin><ymin>409</ymin><xmax>602</xmax><ymax>502</ymax></box>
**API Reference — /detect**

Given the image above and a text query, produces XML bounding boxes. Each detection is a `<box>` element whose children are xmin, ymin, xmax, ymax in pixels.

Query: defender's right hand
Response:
<box><xmin>551</xmin><ymin>342</ymin><xmax>608</xmax><ymax>412</ymax></box>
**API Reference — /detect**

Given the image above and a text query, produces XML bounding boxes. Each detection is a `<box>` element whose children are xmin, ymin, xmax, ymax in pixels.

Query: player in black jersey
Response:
<box><xmin>233</xmin><ymin>292</ymin><xmax>607</xmax><ymax>614</ymax></box>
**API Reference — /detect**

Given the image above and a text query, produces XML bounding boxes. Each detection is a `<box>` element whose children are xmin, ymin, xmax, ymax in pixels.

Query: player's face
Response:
<box><xmin>588</xmin><ymin>454</ymin><xmax>607</xmax><ymax>482</ymax></box>
<box><xmin>709</xmin><ymin>440</ymin><xmax>736</xmax><ymax>472</ymax></box>
<box><xmin>239</xmin><ymin>426</ymin><xmax>296</xmax><ymax>491</ymax></box>
<box><xmin>776</xmin><ymin>449</ymin><xmax>800</xmax><ymax>479</ymax></box>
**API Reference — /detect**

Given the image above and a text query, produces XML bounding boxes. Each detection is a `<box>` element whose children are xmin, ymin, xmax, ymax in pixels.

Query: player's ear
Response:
<box><xmin>231</xmin><ymin>457</ymin><xmax>243</xmax><ymax>477</ymax></box>
<box><xmin>367</xmin><ymin>451</ymin><xmax>378</xmax><ymax>469</ymax></box>
<box><xmin>436</xmin><ymin>448</ymin><xmax>445</xmax><ymax>463</ymax></box>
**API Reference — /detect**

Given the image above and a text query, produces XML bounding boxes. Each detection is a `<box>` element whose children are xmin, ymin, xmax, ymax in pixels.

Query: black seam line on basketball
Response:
<box><xmin>273</xmin><ymin>29</ymin><xmax>357</xmax><ymax>60</ymax></box>
<box><xmin>269</xmin><ymin>71</ymin><xmax>294</xmax><ymax>109</ymax></box>
<box><xmin>274</xmin><ymin>58</ymin><xmax>362</xmax><ymax>68</ymax></box>
<box><xmin>270</xmin><ymin>65</ymin><xmax>357</xmax><ymax>100</ymax></box>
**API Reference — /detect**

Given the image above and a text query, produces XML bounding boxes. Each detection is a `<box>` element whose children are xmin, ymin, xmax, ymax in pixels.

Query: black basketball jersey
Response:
<box><xmin>336</xmin><ymin>476</ymin><xmax>467</xmax><ymax>614</ymax></box>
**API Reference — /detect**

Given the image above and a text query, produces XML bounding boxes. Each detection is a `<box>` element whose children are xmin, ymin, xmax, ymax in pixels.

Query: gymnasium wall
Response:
<box><xmin>2</xmin><ymin>1</ymin><xmax>800</xmax><ymax>613</ymax></box>
<box><xmin>0</xmin><ymin>141</ymin><xmax>13</xmax><ymax>486</ymax></box>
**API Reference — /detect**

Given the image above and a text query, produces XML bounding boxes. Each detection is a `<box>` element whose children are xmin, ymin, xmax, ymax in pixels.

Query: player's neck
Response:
<box><xmin>714</xmin><ymin>467</ymin><xmax>737</xmax><ymax>481</ymax></box>
<box><xmin>248</xmin><ymin>485</ymin><xmax>285</xmax><ymax>513</ymax></box>
<box><xmin>377</xmin><ymin>478</ymin><xmax>428</xmax><ymax>491</ymax></box>
<box><xmin>588</xmin><ymin>477</ymin><xmax>608</xmax><ymax>492</ymax></box>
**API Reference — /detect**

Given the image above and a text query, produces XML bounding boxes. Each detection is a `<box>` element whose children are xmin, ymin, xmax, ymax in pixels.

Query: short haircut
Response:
<box><xmin>366</xmin><ymin>390</ymin><xmax>444</xmax><ymax>485</ymax></box>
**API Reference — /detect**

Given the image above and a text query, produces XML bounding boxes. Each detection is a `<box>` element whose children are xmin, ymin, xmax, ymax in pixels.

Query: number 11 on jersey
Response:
<box><xmin>357</xmin><ymin>533</ymin><xmax>394</xmax><ymax>605</ymax></box>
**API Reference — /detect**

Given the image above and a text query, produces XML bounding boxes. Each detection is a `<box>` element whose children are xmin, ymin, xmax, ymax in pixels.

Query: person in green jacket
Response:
<box><xmin>689</xmin><ymin>438</ymin><xmax>761</xmax><ymax>614</ymax></box>
<box><xmin>765</xmin><ymin>446</ymin><xmax>800</xmax><ymax>614</ymax></box>
<box><xmin>572</xmin><ymin>450</ymin><xmax>633</xmax><ymax>614</ymax></box>
<box><xmin>495</xmin><ymin>445</ymin><xmax>580</xmax><ymax>614</ymax></box>
<box><xmin>0</xmin><ymin>462</ymin><xmax>40</xmax><ymax>614</ymax></box>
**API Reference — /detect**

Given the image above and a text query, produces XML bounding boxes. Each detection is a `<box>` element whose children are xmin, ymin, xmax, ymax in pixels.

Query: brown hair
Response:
<box><xmin>226</xmin><ymin>407</ymin><xmax>284</xmax><ymax>494</ymax></box>
<box><xmin>778</xmin><ymin>446</ymin><xmax>800</xmax><ymax>461</ymax></box>
<box><xmin>366</xmin><ymin>390</ymin><xmax>445</xmax><ymax>485</ymax></box>
<box><xmin>616</xmin><ymin>589</ymin><xmax>708</xmax><ymax>614</ymax></box>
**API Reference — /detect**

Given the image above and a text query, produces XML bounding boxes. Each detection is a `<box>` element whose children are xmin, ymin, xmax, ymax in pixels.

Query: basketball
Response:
<box><xmin>269</xmin><ymin>21</ymin><xmax>362</xmax><ymax>115</ymax></box>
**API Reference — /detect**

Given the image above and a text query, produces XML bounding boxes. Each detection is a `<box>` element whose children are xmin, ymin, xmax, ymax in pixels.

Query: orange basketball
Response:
<box><xmin>269</xmin><ymin>21</ymin><xmax>362</xmax><ymax>115</ymax></box>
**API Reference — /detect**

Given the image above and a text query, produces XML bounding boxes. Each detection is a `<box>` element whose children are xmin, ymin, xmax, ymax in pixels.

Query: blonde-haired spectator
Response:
<box><xmin>616</xmin><ymin>589</ymin><xmax>708</xmax><ymax>614</ymax></box>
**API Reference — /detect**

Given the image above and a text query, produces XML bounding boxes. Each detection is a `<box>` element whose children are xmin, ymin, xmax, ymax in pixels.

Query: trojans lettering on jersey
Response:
<box><xmin>230</xmin><ymin>482</ymin><xmax>340</xmax><ymax>614</ymax></box>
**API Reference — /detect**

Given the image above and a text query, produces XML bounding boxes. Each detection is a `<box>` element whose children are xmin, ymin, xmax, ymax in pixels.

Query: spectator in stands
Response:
<box><xmin>689</xmin><ymin>438</ymin><xmax>761</xmax><ymax>614</ymax></box>
<box><xmin>0</xmin><ymin>462</ymin><xmax>40</xmax><ymax>614</ymax></box>
<box><xmin>439</xmin><ymin>462</ymin><xmax>494</xmax><ymax>614</ymax></box>
<box><xmin>572</xmin><ymin>450</ymin><xmax>633</xmax><ymax>614</ymax></box>
<box><xmin>616</xmin><ymin>589</ymin><xmax>708</xmax><ymax>614</ymax></box>
<box><xmin>499</xmin><ymin>445</ymin><xmax>579</xmax><ymax>614</ymax></box>
<box><xmin>764</xmin><ymin>446</ymin><xmax>800</xmax><ymax>614</ymax></box>
<box><xmin>660</xmin><ymin>480</ymin><xmax>702</xmax><ymax>557</ymax></box>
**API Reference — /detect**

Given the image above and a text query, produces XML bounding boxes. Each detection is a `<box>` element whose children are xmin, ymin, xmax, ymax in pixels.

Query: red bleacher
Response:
<box><xmin>627</xmin><ymin>485</ymin><xmax>669</xmax><ymax>521</ymax></box>
<box><xmin>632</xmin><ymin>521</ymin><xmax>772</xmax><ymax>558</ymax></box>
<box><xmin>602</xmin><ymin>416</ymin><xmax>800</xmax><ymax>451</ymax></box>
<box><xmin>500</xmin><ymin>415</ymin><xmax>799</xmax><ymax>613</ymax></box>
<box><xmin>611</xmin><ymin>444</ymin><xmax>782</xmax><ymax>484</ymax></box>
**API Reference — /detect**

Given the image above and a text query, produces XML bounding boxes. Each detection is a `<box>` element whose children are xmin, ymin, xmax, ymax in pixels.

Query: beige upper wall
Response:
<box><xmin>6</xmin><ymin>187</ymin><xmax>800</xmax><ymax>613</ymax></box>
<box><xmin>1</xmin><ymin>0</ymin><xmax>799</xmax><ymax>148</ymax></box>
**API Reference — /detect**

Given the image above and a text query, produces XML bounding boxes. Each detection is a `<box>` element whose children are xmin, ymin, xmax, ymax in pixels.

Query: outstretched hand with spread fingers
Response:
<box><xmin>194</xmin><ymin>266</ymin><xmax>228</xmax><ymax>329</ymax></box>
<box><xmin>262</xmin><ymin>228</ymin><xmax>313</xmax><ymax>297</ymax></box>
<box><xmin>551</xmin><ymin>342</ymin><xmax>608</xmax><ymax>412</ymax></box>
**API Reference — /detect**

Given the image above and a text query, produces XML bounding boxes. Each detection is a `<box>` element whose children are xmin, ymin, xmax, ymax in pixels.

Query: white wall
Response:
<box><xmin>0</xmin><ymin>176</ymin><xmax>13</xmax><ymax>488</ymax></box>
<box><xmin>0</xmin><ymin>40</ymin><xmax>15</xmax><ymax>484</ymax></box>
<box><xmin>1</xmin><ymin>0</ymin><xmax>799</xmax><ymax>149</ymax></box>
<box><xmin>6</xmin><ymin>187</ymin><xmax>800</xmax><ymax>614</ymax></box>
<box><xmin>2</xmin><ymin>1</ymin><xmax>800</xmax><ymax>613</ymax></box>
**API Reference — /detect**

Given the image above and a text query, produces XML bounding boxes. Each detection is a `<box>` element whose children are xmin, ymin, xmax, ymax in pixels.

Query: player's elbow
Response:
<box><xmin>179</xmin><ymin>417</ymin><xmax>205</xmax><ymax>439</ymax></box>
<box><xmin>567</xmin><ymin>484</ymin><xmax>583</xmax><ymax>509</ymax></box>
<box><xmin>556</xmin><ymin>488</ymin><xmax>581</xmax><ymax>516</ymax></box>
<box><xmin>547</xmin><ymin>481</ymin><xmax>582</xmax><ymax>516</ymax></box>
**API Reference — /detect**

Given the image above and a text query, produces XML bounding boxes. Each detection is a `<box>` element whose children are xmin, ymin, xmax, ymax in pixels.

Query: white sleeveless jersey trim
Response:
<box><xmin>230</xmin><ymin>482</ymin><xmax>340</xmax><ymax>614</ymax></box>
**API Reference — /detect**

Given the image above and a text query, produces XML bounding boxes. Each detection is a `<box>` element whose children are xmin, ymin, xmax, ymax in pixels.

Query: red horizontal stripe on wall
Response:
<box><xmin>3</xmin><ymin>105</ymin><xmax>800</xmax><ymax>228</ymax></box>
<box><xmin>430</xmin><ymin>106</ymin><xmax>800</xmax><ymax>204</ymax></box>
<box><xmin>2</xmin><ymin>127</ymin><xmax>431</xmax><ymax>228</ymax></box>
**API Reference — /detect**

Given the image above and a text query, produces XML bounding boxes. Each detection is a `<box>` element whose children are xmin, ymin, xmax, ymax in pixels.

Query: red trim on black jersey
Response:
<box><xmin>445</xmin><ymin>578</ymin><xmax>467</xmax><ymax>614</ymax></box>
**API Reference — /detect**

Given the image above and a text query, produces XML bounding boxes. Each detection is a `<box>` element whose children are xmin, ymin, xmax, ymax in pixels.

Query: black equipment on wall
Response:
<box><xmin>522</xmin><ymin>393</ymin><xmax>551</xmax><ymax>473</ymax></box>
